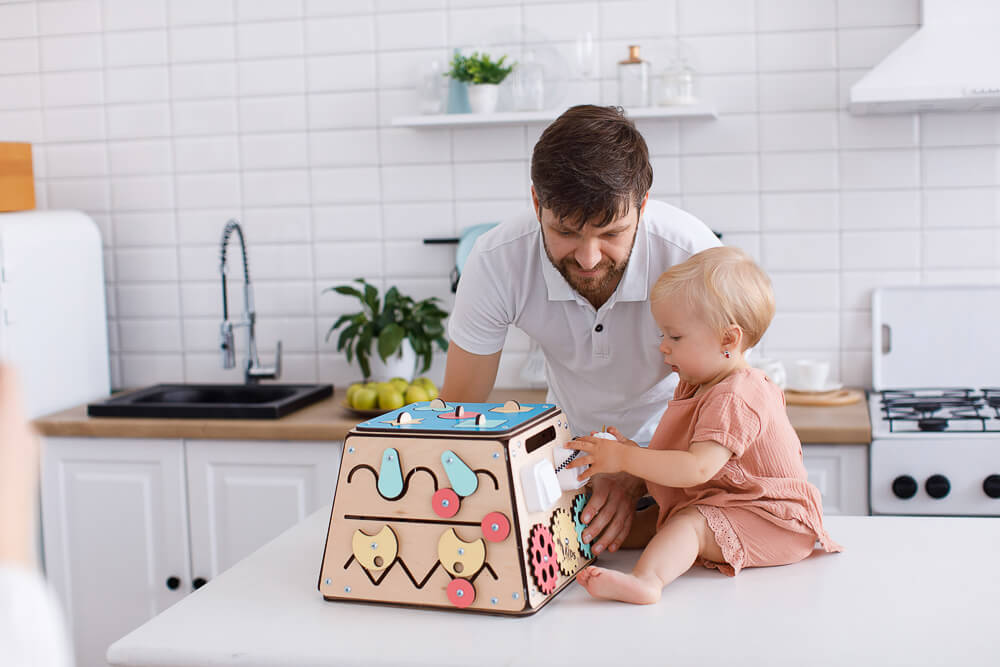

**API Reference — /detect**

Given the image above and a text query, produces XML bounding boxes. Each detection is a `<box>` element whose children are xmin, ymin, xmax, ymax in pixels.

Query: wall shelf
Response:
<box><xmin>391</xmin><ymin>103</ymin><xmax>717</xmax><ymax>128</ymax></box>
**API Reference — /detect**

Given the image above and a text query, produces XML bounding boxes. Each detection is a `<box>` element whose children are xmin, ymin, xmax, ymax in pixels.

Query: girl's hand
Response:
<box><xmin>567</xmin><ymin>426</ymin><xmax>637</xmax><ymax>482</ymax></box>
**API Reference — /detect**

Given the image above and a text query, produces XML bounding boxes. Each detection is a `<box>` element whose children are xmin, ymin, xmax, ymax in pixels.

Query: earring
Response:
<box><xmin>722</xmin><ymin>349</ymin><xmax>731</xmax><ymax>359</ymax></box>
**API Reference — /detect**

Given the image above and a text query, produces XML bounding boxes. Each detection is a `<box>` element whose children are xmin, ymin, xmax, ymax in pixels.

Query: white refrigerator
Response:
<box><xmin>0</xmin><ymin>210</ymin><xmax>110</xmax><ymax>418</ymax></box>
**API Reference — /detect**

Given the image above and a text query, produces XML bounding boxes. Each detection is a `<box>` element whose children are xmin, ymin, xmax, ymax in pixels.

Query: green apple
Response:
<box><xmin>352</xmin><ymin>387</ymin><xmax>378</xmax><ymax>410</ymax></box>
<box><xmin>345</xmin><ymin>383</ymin><xmax>364</xmax><ymax>404</ymax></box>
<box><xmin>414</xmin><ymin>377</ymin><xmax>438</xmax><ymax>400</ymax></box>
<box><xmin>377</xmin><ymin>386</ymin><xmax>405</xmax><ymax>411</ymax></box>
<box><xmin>404</xmin><ymin>384</ymin><xmax>429</xmax><ymax>404</ymax></box>
<box><xmin>389</xmin><ymin>377</ymin><xmax>409</xmax><ymax>393</ymax></box>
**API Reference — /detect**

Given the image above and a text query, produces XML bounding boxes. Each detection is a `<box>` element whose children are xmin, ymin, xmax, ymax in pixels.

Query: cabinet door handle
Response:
<box><xmin>192</xmin><ymin>577</ymin><xmax>208</xmax><ymax>590</ymax></box>
<box><xmin>166</xmin><ymin>576</ymin><xmax>181</xmax><ymax>590</ymax></box>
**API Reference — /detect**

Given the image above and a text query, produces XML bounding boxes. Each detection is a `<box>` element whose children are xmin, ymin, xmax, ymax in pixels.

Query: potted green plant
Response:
<box><xmin>445</xmin><ymin>51</ymin><xmax>515</xmax><ymax>113</ymax></box>
<box><xmin>324</xmin><ymin>278</ymin><xmax>449</xmax><ymax>382</ymax></box>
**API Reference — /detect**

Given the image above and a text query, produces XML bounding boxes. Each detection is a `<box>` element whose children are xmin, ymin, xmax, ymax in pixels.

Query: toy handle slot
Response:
<box><xmin>525</xmin><ymin>425</ymin><xmax>556</xmax><ymax>453</ymax></box>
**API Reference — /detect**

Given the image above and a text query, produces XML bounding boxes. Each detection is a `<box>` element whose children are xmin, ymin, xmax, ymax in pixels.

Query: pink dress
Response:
<box><xmin>646</xmin><ymin>367</ymin><xmax>842</xmax><ymax>575</ymax></box>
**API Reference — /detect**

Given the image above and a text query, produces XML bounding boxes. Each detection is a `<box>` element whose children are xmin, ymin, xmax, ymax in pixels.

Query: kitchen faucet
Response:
<box><xmin>219</xmin><ymin>219</ymin><xmax>281</xmax><ymax>384</ymax></box>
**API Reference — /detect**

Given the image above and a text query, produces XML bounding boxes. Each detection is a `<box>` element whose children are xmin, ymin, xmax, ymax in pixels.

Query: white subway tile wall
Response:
<box><xmin>2</xmin><ymin>0</ymin><xmax>997</xmax><ymax>393</ymax></box>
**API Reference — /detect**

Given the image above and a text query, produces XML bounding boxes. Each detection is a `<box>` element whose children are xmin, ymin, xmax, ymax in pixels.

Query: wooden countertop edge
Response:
<box><xmin>34</xmin><ymin>387</ymin><xmax>871</xmax><ymax>444</ymax></box>
<box><xmin>32</xmin><ymin>419</ymin><xmax>359</xmax><ymax>441</ymax></box>
<box><xmin>790</xmin><ymin>426</ymin><xmax>870</xmax><ymax>445</ymax></box>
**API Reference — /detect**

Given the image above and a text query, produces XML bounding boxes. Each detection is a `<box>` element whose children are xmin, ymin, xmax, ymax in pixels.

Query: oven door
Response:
<box><xmin>870</xmin><ymin>438</ymin><xmax>1000</xmax><ymax>516</ymax></box>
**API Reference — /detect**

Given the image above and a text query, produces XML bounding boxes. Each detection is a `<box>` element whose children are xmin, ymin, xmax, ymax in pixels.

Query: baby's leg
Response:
<box><xmin>578</xmin><ymin>507</ymin><xmax>722</xmax><ymax>604</ymax></box>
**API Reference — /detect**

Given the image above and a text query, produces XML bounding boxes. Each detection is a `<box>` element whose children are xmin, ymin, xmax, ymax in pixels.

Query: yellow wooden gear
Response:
<box><xmin>550</xmin><ymin>507</ymin><xmax>582</xmax><ymax>576</ymax></box>
<box><xmin>351</xmin><ymin>525</ymin><xmax>398</xmax><ymax>571</ymax></box>
<box><xmin>437</xmin><ymin>528</ymin><xmax>486</xmax><ymax>577</ymax></box>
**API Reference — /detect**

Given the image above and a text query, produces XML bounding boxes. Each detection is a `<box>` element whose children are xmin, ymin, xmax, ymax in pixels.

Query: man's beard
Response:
<box><xmin>542</xmin><ymin>235</ymin><xmax>635</xmax><ymax>305</ymax></box>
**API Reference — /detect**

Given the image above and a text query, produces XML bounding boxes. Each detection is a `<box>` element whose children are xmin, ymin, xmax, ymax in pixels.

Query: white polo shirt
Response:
<box><xmin>448</xmin><ymin>199</ymin><xmax>721</xmax><ymax>442</ymax></box>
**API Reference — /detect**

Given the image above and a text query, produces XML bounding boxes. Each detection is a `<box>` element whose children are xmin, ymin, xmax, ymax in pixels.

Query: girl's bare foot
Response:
<box><xmin>576</xmin><ymin>565</ymin><xmax>661</xmax><ymax>604</ymax></box>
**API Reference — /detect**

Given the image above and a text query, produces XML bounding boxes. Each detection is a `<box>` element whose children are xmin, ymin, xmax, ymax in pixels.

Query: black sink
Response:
<box><xmin>87</xmin><ymin>383</ymin><xmax>334</xmax><ymax>420</ymax></box>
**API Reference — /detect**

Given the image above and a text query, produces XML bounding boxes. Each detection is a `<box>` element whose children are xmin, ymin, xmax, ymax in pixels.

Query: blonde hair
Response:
<box><xmin>651</xmin><ymin>246</ymin><xmax>775</xmax><ymax>349</ymax></box>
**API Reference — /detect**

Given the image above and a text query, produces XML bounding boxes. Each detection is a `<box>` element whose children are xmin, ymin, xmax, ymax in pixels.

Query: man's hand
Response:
<box><xmin>567</xmin><ymin>426</ymin><xmax>638</xmax><ymax>482</ymax></box>
<box><xmin>566</xmin><ymin>427</ymin><xmax>645</xmax><ymax>555</ymax></box>
<box><xmin>577</xmin><ymin>474</ymin><xmax>644</xmax><ymax>555</ymax></box>
<box><xmin>574</xmin><ymin>429</ymin><xmax>647</xmax><ymax>561</ymax></box>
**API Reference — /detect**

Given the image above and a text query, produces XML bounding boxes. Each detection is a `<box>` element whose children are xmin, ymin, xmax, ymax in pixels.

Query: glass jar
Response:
<box><xmin>617</xmin><ymin>45</ymin><xmax>650</xmax><ymax>108</ymax></box>
<box><xmin>511</xmin><ymin>56</ymin><xmax>545</xmax><ymax>111</ymax></box>
<box><xmin>416</xmin><ymin>59</ymin><xmax>447</xmax><ymax>114</ymax></box>
<box><xmin>660</xmin><ymin>57</ymin><xmax>696</xmax><ymax>106</ymax></box>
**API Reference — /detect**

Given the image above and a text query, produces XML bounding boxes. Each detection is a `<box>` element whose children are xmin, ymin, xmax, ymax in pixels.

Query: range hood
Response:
<box><xmin>849</xmin><ymin>0</ymin><xmax>1000</xmax><ymax>114</ymax></box>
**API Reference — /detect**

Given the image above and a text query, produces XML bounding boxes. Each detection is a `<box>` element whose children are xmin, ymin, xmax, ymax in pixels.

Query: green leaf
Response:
<box><xmin>384</xmin><ymin>286</ymin><xmax>400</xmax><ymax>311</ymax></box>
<box><xmin>324</xmin><ymin>314</ymin><xmax>355</xmax><ymax>343</ymax></box>
<box><xmin>362</xmin><ymin>282</ymin><xmax>379</xmax><ymax>318</ymax></box>
<box><xmin>377</xmin><ymin>323</ymin><xmax>405</xmax><ymax>362</ymax></box>
<box><xmin>326</xmin><ymin>285</ymin><xmax>363</xmax><ymax>299</ymax></box>
<box><xmin>336</xmin><ymin>323</ymin><xmax>359</xmax><ymax>352</ymax></box>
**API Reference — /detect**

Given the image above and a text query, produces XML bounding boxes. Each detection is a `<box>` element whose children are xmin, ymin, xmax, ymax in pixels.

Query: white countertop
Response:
<box><xmin>108</xmin><ymin>510</ymin><xmax>999</xmax><ymax>667</ymax></box>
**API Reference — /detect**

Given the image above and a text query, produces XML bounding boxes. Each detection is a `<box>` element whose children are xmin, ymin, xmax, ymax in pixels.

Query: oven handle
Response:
<box><xmin>881</xmin><ymin>324</ymin><xmax>891</xmax><ymax>354</ymax></box>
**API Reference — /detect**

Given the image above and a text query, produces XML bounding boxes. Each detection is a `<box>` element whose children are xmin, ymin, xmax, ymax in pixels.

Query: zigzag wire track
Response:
<box><xmin>342</xmin><ymin>554</ymin><xmax>499</xmax><ymax>589</ymax></box>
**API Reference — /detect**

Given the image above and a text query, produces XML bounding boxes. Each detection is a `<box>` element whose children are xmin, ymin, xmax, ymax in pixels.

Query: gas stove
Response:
<box><xmin>869</xmin><ymin>287</ymin><xmax>1000</xmax><ymax>517</ymax></box>
<box><xmin>871</xmin><ymin>387</ymin><xmax>1000</xmax><ymax>436</ymax></box>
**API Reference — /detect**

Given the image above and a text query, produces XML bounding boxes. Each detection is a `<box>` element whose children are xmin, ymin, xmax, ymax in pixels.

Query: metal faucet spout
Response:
<box><xmin>219</xmin><ymin>219</ymin><xmax>282</xmax><ymax>384</ymax></box>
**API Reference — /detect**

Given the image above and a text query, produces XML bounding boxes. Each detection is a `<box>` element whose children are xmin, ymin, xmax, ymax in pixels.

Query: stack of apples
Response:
<box><xmin>345</xmin><ymin>376</ymin><xmax>439</xmax><ymax>412</ymax></box>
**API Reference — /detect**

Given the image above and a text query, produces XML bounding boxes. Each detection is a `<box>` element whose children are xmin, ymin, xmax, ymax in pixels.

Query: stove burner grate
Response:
<box><xmin>879</xmin><ymin>389</ymin><xmax>992</xmax><ymax>432</ymax></box>
<box><xmin>981</xmin><ymin>389</ymin><xmax>1000</xmax><ymax>411</ymax></box>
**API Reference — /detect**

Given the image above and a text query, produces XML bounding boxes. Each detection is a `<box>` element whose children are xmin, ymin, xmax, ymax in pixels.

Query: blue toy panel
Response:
<box><xmin>354</xmin><ymin>401</ymin><xmax>556</xmax><ymax>435</ymax></box>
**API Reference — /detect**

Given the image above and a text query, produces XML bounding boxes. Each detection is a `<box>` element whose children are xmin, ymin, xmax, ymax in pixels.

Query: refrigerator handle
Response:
<box><xmin>881</xmin><ymin>324</ymin><xmax>891</xmax><ymax>355</ymax></box>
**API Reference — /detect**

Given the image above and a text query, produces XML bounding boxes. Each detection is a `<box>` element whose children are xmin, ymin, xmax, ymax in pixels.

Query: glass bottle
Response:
<box><xmin>617</xmin><ymin>45</ymin><xmax>650</xmax><ymax>108</ymax></box>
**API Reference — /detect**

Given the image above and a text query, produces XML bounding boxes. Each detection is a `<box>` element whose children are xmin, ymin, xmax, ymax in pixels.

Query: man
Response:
<box><xmin>441</xmin><ymin>105</ymin><xmax>721</xmax><ymax>556</ymax></box>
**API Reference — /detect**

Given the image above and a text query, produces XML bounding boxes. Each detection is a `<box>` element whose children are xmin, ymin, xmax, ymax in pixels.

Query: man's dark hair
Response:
<box><xmin>530</xmin><ymin>104</ymin><xmax>653</xmax><ymax>229</ymax></box>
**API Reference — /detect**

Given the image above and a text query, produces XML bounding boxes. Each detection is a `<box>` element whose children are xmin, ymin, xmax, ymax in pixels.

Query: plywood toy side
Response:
<box><xmin>319</xmin><ymin>432</ymin><xmax>526</xmax><ymax>613</ymax></box>
<box><xmin>506</xmin><ymin>413</ymin><xmax>596</xmax><ymax>611</ymax></box>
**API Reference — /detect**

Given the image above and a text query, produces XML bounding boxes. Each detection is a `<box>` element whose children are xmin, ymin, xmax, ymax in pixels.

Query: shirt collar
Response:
<box><xmin>538</xmin><ymin>215</ymin><xmax>650</xmax><ymax>303</ymax></box>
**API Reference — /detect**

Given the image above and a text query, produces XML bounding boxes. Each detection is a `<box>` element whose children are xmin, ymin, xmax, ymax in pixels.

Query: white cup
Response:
<box><xmin>794</xmin><ymin>360</ymin><xmax>830</xmax><ymax>391</ymax></box>
<box><xmin>750</xmin><ymin>357</ymin><xmax>786</xmax><ymax>389</ymax></box>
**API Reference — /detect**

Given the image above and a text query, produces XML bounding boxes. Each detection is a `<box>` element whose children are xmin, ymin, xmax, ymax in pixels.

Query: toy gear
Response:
<box><xmin>572</xmin><ymin>492</ymin><xmax>592</xmax><ymax>559</ymax></box>
<box><xmin>481</xmin><ymin>511</ymin><xmax>511</xmax><ymax>542</ymax></box>
<box><xmin>432</xmin><ymin>488</ymin><xmax>460</xmax><ymax>518</ymax></box>
<box><xmin>527</xmin><ymin>524</ymin><xmax>559</xmax><ymax>594</ymax></box>
<box><xmin>550</xmin><ymin>507</ymin><xmax>582</xmax><ymax>575</ymax></box>
<box><xmin>446</xmin><ymin>578</ymin><xmax>475</xmax><ymax>608</ymax></box>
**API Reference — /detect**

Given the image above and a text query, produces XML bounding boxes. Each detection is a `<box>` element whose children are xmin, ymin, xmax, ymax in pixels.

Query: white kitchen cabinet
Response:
<box><xmin>801</xmin><ymin>444</ymin><xmax>869</xmax><ymax>515</ymax></box>
<box><xmin>40</xmin><ymin>437</ymin><xmax>341</xmax><ymax>667</ymax></box>
<box><xmin>40</xmin><ymin>438</ymin><xmax>191</xmax><ymax>667</ymax></box>
<box><xmin>185</xmin><ymin>440</ymin><xmax>341</xmax><ymax>582</ymax></box>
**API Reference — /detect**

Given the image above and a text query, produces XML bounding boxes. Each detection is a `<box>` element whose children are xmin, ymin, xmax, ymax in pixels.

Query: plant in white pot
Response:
<box><xmin>324</xmin><ymin>278</ymin><xmax>449</xmax><ymax>383</ymax></box>
<box><xmin>445</xmin><ymin>51</ymin><xmax>515</xmax><ymax>113</ymax></box>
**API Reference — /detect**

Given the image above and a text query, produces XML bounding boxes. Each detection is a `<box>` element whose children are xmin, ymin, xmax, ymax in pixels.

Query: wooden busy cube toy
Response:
<box><xmin>318</xmin><ymin>398</ymin><xmax>595</xmax><ymax>615</ymax></box>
